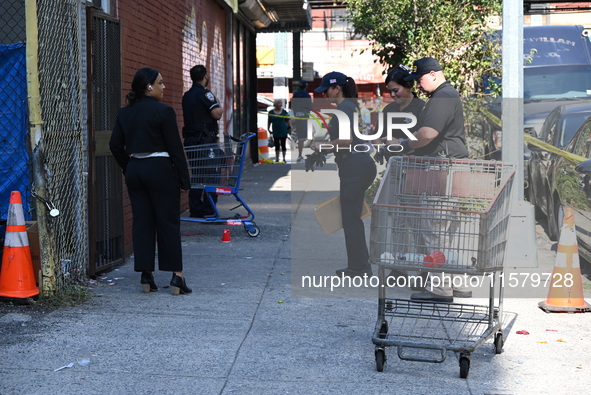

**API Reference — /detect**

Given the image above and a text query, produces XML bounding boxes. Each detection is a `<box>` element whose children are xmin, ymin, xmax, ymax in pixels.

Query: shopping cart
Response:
<box><xmin>369</xmin><ymin>156</ymin><xmax>515</xmax><ymax>378</ymax></box>
<box><xmin>181</xmin><ymin>133</ymin><xmax>260</xmax><ymax>237</ymax></box>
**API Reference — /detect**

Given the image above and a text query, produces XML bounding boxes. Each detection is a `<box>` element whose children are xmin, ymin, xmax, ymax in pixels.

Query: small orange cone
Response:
<box><xmin>0</xmin><ymin>191</ymin><xmax>39</xmax><ymax>299</ymax></box>
<box><xmin>539</xmin><ymin>207</ymin><xmax>591</xmax><ymax>313</ymax></box>
<box><xmin>221</xmin><ymin>229</ymin><xmax>231</xmax><ymax>243</ymax></box>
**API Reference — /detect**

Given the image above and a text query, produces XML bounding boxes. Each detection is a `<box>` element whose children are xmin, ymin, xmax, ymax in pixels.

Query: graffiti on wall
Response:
<box><xmin>182</xmin><ymin>5</ymin><xmax>225</xmax><ymax>133</ymax></box>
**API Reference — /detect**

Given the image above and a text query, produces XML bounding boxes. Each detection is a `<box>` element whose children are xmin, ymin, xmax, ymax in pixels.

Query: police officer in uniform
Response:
<box><xmin>182</xmin><ymin>65</ymin><xmax>223</xmax><ymax>217</ymax></box>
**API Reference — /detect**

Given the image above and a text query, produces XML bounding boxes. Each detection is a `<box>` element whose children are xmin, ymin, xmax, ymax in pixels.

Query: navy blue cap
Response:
<box><xmin>299</xmin><ymin>80</ymin><xmax>308</xmax><ymax>89</ymax></box>
<box><xmin>404</xmin><ymin>57</ymin><xmax>442</xmax><ymax>81</ymax></box>
<box><xmin>314</xmin><ymin>71</ymin><xmax>347</xmax><ymax>93</ymax></box>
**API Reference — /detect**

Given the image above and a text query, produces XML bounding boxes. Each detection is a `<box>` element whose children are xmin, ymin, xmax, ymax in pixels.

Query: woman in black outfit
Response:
<box><xmin>373</xmin><ymin>65</ymin><xmax>426</xmax><ymax>165</ymax></box>
<box><xmin>314</xmin><ymin>71</ymin><xmax>377</xmax><ymax>277</ymax></box>
<box><xmin>110</xmin><ymin>68</ymin><xmax>192</xmax><ymax>295</ymax></box>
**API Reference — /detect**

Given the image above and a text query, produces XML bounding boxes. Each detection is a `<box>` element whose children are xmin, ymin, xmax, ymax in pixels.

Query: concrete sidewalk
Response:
<box><xmin>1</xmin><ymin>152</ymin><xmax>590</xmax><ymax>394</ymax></box>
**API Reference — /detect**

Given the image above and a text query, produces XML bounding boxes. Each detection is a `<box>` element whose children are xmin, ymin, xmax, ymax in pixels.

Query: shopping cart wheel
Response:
<box><xmin>243</xmin><ymin>222</ymin><xmax>260</xmax><ymax>237</ymax></box>
<box><xmin>494</xmin><ymin>332</ymin><xmax>504</xmax><ymax>354</ymax></box>
<box><xmin>459</xmin><ymin>354</ymin><xmax>470</xmax><ymax>379</ymax></box>
<box><xmin>375</xmin><ymin>348</ymin><xmax>386</xmax><ymax>372</ymax></box>
<box><xmin>378</xmin><ymin>321</ymin><xmax>388</xmax><ymax>339</ymax></box>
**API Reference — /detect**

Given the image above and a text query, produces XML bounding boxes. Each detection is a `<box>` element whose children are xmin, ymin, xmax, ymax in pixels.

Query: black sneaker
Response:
<box><xmin>410</xmin><ymin>290</ymin><xmax>453</xmax><ymax>303</ymax></box>
<box><xmin>336</xmin><ymin>268</ymin><xmax>372</xmax><ymax>277</ymax></box>
<box><xmin>453</xmin><ymin>290</ymin><xmax>472</xmax><ymax>298</ymax></box>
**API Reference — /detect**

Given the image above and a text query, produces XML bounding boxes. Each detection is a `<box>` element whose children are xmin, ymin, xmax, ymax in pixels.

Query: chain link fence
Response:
<box><xmin>0</xmin><ymin>2</ymin><xmax>30</xmax><ymax>247</ymax></box>
<box><xmin>36</xmin><ymin>0</ymin><xmax>88</xmax><ymax>289</ymax></box>
<box><xmin>1</xmin><ymin>0</ymin><xmax>89</xmax><ymax>292</ymax></box>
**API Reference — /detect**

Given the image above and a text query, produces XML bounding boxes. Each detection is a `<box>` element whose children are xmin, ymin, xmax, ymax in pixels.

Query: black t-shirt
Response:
<box><xmin>182</xmin><ymin>83</ymin><xmax>220</xmax><ymax>134</ymax></box>
<box><xmin>291</xmin><ymin>90</ymin><xmax>313</xmax><ymax>133</ymax></box>
<box><xmin>379</xmin><ymin>95</ymin><xmax>425</xmax><ymax>139</ymax></box>
<box><xmin>414</xmin><ymin>81</ymin><xmax>468</xmax><ymax>158</ymax></box>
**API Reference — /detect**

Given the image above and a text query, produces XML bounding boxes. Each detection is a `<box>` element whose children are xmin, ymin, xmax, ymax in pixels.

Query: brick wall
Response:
<box><xmin>116</xmin><ymin>0</ymin><xmax>228</xmax><ymax>256</ymax></box>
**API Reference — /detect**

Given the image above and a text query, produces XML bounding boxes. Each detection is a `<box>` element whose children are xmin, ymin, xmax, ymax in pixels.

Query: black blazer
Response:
<box><xmin>109</xmin><ymin>96</ymin><xmax>191</xmax><ymax>190</ymax></box>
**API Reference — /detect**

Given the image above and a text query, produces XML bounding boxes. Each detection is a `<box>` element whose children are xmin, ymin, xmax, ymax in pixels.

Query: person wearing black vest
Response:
<box><xmin>182</xmin><ymin>65</ymin><xmax>223</xmax><ymax>218</ymax></box>
<box><xmin>110</xmin><ymin>68</ymin><xmax>192</xmax><ymax>295</ymax></box>
<box><xmin>397</xmin><ymin>57</ymin><xmax>471</xmax><ymax>302</ymax></box>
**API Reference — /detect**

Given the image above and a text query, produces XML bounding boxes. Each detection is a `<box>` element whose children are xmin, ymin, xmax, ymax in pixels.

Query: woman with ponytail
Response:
<box><xmin>110</xmin><ymin>68</ymin><xmax>192</xmax><ymax>295</ymax></box>
<box><xmin>313</xmin><ymin>71</ymin><xmax>377</xmax><ymax>277</ymax></box>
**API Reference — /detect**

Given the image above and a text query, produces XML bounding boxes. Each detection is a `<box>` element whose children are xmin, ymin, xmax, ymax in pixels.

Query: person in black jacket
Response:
<box><xmin>109</xmin><ymin>67</ymin><xmax>192</xmax><ymax>295</ymax></box>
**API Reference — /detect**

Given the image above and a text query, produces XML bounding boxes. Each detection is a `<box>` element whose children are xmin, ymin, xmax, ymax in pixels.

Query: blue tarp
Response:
<box><xmin>0</xmin><ymin>42</ymin><xmax>30</xmax><ymax>222</ymax></box>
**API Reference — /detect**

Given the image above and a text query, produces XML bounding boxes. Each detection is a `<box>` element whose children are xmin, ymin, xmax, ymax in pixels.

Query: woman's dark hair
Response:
<box><xmin>126</xmin><ymin>67</ymin><xmax>159</xmax><ymax>105</ymax></box>
<box><xmin>385</xmin><ymin>64</ymin><xmax>413</xmax><ymax>89</ymax></box>
<box><xmin>342</xmin><ymin>76</ymin><xmax>358</xmax><ymax>99</ymax></box>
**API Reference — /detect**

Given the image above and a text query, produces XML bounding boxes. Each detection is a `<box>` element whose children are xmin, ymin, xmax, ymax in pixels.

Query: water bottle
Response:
<box><xmin>397</xmin><ymin>253</ymin><xmax>425</xmax><ymax>262</ymax></box>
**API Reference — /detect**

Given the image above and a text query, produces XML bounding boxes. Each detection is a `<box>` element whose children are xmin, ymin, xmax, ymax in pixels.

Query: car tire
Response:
<box><xmin>528</xmin><ymin>172</ymin><xmax>544</xmax><ymax>220</ymax></box>
<box><xmin>548</xmin><ymin>196</ymin><xmax>562</xmax><ymax>241</ymax></box>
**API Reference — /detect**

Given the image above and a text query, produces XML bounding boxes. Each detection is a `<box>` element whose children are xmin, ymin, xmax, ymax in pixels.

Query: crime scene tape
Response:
<box><xmin>259</xmin><ymin>109</ymin><xmax>329</xmax><ymax>131</ymax></box>
<box><xmin>479</xmin><ymin>106</ymin><xmax>587</xmax><ymax>164</ymax></box>
<box><xmin>524</xmin><ymin>133</ymin><xmax>587</xmax><ymax>164</ymax></box>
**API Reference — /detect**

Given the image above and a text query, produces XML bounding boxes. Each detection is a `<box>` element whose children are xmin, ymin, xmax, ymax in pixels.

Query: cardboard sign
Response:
<box><xmin>314</xmin><ymin>196</ymin><xmax>371</xmax><ymax>235</ymax></box>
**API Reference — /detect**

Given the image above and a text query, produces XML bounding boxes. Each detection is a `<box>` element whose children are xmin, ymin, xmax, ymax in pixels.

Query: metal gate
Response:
<box><xmin>87</xmin><ymin>8</ymin><xmax>124</xmax><ymax>275</ymax></box>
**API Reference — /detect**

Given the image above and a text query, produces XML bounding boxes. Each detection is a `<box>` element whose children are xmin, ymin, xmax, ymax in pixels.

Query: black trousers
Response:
<box><xmin>125</xmin><ymin>157</ymin><xmax>183</xmax><ymax>272</ymax></box>
<box><xmin>338</xmin><ymin>154</ymin><xmax>377</xmax><ymax>272</ymax></box>
<box><xmin>273</xmin><ymin>136</ymin><xmax>287</xmax><ymax>153</ymax></box>
<box><xmin>185</xmin><ymin>136</ymin><xmax>219</xmax><ymax>216</ymax></box>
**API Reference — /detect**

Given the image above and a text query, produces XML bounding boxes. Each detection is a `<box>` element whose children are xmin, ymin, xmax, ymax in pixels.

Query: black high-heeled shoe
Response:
<box><xmin>140</xmin><ymin>271</ymin><xmax>158</xmax><ymax>293</ymax></box>
<box><xmin>170</xmin><ymin>273</ymin><xmax>192</xmax><ymax>295</ymax></box>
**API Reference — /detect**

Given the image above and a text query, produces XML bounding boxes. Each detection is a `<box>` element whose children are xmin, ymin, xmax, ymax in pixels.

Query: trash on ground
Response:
<box><xmin>54</xmin><ymin>362</ymin><xmax>74</xmax><ymax>372</ymax></box>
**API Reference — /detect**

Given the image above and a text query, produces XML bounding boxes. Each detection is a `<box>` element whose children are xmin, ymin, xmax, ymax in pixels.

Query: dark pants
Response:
<box><xmin>274</xmin><ymin>136</ymin><xmax>287</xmax><ymax>160</ymax></box>
<box><xmin>185</xmin><ymin>135</ymin><xmax>219</xmax><ymax>216</ymax></box>
<box><xmin>189</xmin><ymin>188</ymin><xmax>218</xmax><ymax>216</ymax></box>
<box><xmin>125</xmin><ymin>157</ymin><xmax>183</xmax><ymax>272</ymax></box>
<box><xmin>338</xmin><ymin>154</ymin><xmax>377</xmax><ymax>272</ymax></box>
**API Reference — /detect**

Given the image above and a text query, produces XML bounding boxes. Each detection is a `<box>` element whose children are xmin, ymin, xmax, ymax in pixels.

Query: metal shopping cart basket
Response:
<box><xmin>181</xmin><ymin>133</ymin><xmax>260</xmax><ymax>237</ymax></box>
<box><xmin>369</xmin><ymin>156</ymin><xmax>515</xmax><ymax>378</ymax></box>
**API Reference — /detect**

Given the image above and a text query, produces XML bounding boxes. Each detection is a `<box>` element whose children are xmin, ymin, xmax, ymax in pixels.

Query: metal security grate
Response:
<box><xmin>88</xmin><ymin>10</ymin><xmax>123</xmax><ymax>274</ymax></box>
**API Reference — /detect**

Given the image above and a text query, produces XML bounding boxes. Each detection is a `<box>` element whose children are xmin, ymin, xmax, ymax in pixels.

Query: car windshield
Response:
<box><xmin>559</xmin><ymin>111</ymin><xmax>591</xmax><ymax>147</ymax></box>
<box><xmin>524</xmin><ymin>27</ymin><xmax>591</xmax><ymax>66</ymax></box>
<box><xmin>524</xmin><ymin>65</ymin><xmax>591</xmax><ymax>99</ymax></box>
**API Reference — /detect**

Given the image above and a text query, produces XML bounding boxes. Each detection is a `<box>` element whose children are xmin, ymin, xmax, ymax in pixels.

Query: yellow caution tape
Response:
<box><xmin>480</xmin><ymin>107</ymin><xmax>502</xmax><ymax>128</ymax></box>
<box><xmin>260</xmin><ymin>110</ymin><xmax>329</xmax><ymax>136</ymax></box>
<box><xmin>524</xmin><ymin>134</ymin><xmax>587</xmax><ymax>164</ymax></box>
<box><xmin>478</xmin><ymin>106</ymin><xmax>586</xmax><ymax>164</ymax></box>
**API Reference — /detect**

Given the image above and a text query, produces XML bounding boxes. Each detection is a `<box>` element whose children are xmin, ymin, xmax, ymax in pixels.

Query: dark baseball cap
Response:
<box><xmin>299</xmin><ymin>80</ymin><xmax>308</xmax><ymax>88</ymax></box>
<box><xmin>404</xmin><ymin>57</ymin><xmax>442</xmax><ymax>81</ymax></box>
<box><xmin>314</xmin><ymin>71</ymin><xmax>347</xmax><ymax>93</ymax></box>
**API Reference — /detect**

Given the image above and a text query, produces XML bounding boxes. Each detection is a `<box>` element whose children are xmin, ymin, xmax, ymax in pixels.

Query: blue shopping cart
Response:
<box><xmin>181</xmin><ymin>133</ymin><xmax>260</xmax><ymax>237</ymax></box>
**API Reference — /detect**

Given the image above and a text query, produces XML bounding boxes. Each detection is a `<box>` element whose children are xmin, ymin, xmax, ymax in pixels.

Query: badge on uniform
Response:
<box><xmin>206</xmin><ymin>92</ymin><xmax>216</xmax><ymax>102</ymax></box>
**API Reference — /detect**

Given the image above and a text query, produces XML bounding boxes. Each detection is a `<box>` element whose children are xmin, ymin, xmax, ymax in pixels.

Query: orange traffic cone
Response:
<box><xmin>0</xmin><ymin>191</ymin><xmax>39</xmax><ymax>299</ymax></box>
<box><xmin>539</xmin><ymin>207</ymin><xmax>591</xmax><ymax>313</ymax></box>
<box><xmin>221</xmin><ymin>229</ymin><xmax>231</xmax><ymax>243</ymax></box>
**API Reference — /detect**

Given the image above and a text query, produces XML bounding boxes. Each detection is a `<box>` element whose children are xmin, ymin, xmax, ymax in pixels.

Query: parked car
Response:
<box><xmin>529</xmin><ymin>114</ymin><xmax>591</xmax><ymax>260</ymax></box>
<box><xmin>479</xmin><ymin>25</ymin><xmax>591</xmax><ymax>161</ymax></box>
<box><xmin>528</xmin><ymin>101</ymin><xmax>591</xmax><ymax>234</ymax></box>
